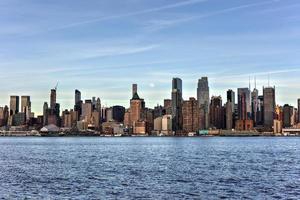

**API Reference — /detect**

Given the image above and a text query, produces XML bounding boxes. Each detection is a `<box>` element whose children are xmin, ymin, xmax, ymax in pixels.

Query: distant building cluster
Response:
<box><xmin>1</xmin><ymin>77</ymin><xmax>300</xmax><ymax>136</ymax></box>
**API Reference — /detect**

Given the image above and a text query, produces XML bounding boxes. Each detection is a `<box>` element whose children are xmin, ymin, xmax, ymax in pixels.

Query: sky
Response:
<box><xmin>0</xmin><ymin>0</ymin><xmax>300</xmax><ymax>115</ymax></box>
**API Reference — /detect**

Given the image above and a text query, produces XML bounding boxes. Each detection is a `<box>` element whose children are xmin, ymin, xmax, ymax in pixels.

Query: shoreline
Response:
<box><xmin>0</xmin><ymin>134</ymin><xmax>299</xmax><ymax>137</ymax></box>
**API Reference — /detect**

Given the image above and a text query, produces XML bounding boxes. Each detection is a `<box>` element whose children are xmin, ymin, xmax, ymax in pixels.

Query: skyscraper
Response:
<box><xmin>43</xmin><ymin>102</ymin><xmax>48</xmax><ymax>125</ymax></box>
<box><xmin>237</xmin><ymin>88</ymin><xmax>251</xmax><ymax>120</ymax></box>
<box><xmin>75</xmin><ymin>89</ymin><xmax>81</xmax><ymax>105</ymax></box>
<box><xmin>251</xmin><ymin>88</ymin><xmax>259</xmax><ymax>125</ymax></box>
<box><xmin>227</xmin><ymin>89</ymin><xmax>235</xmax><ymax>112</ymax></box>
<box><xmin>132</xmin><ymin>84</ymin><xmax>137</xmax><ymax>97</ymax></box>
<box><xmin>74</xmin><ymin>89</ymin><xmax>82</xmax><ymax>120</ymax></box>
<box><xmin>182</xmin><ymin>97</ymin><xmax>200</xmax><ymax>133</ymax></box>
<box><xmin>225</xmin><ymin>101</ymin><xmax>233</xmax><ymax>130</ymax></box>
<box><xmin>209</xmin><ymin>96</ymin><xmax>224</xmax><ymax>129</ymax></box>
<box><xmin>197</xmin><ymin>77</ymin><xmax>209</xmax><ymax>129</ymax></box>
<box><xmin>0</xmin><ymin>106</ymin><xmax>9</xmax><ymax>126</ymax></box>
<box><xmin>9</xmin><ymin>96</ymin><xmax>19</xmax><ymax>116</ymax></box>
<box><xmin>21</xmin><ymin>96</ymin><xmax>30</xmax><ymax>112</ymax></box>
<box><xmin>21</xmin><ymin>96</ymin><xmax>31</xmax><ymax>121</ymax></box>
<box><xmin>130</xmin><ymin>85</ymin><xmax>146</xmax><ymax>134</ymax></box>
<box><xmin>171</xmin><ymin>78</ymin><xmax>183</xmax><ymax>132</ymax></box>
<box><xmin>283</xmin><ymin>104</ymin><xmax>293</xmax><ymax>128</ymax></box>
<box><xmin>50</xmin><ymin>89</ymin><xmax>56</xmax><ymax>109</ymax></box>
<box><xmin>263</xmin><ymin>86</ymin><xmax>275</xmax><ymax>129</ymax></box>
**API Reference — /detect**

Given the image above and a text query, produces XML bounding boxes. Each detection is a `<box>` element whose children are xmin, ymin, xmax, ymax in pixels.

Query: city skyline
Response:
<box><xmin>1</xmin><ymin>0</ymin><xmax>300</xmax><ymax>113</ymax></box>
<box><xmin>0</xmin><ymin>77</ymin><xmax>300</xmax><ymax>116</ymax></box>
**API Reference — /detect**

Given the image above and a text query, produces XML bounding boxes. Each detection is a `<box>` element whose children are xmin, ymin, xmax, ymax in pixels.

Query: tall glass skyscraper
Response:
<box><xmin>171</xmin><ymin>78</ymin><xmax>182</xmax><ymax>132</ymax></box>
<box><xmin>197</xmin><ymin>77</ymin><xmax>209</xmax><ymax>129</ymax></box>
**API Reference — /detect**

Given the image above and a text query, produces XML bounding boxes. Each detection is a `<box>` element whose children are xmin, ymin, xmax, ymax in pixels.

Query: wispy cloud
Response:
<box><xmin>144</xmin><ymin>0</ymin><xmax>279</xmax><ymax>31</ymax></box>
<box><xmin>44</xmin><ymin>0</ymin><xmax>209</xmax><ymax>32</ymax></box>
<box><xmin>212</xmin><ymin>68</ymin><xmax>300</xmax><ymax>80</ymax></box>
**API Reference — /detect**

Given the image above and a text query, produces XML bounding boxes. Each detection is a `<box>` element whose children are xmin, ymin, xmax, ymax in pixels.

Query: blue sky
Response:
<box><xmin>1</xmin><ymin>0</ymin><xmax>300</xmax><ymax>114</ymax></box>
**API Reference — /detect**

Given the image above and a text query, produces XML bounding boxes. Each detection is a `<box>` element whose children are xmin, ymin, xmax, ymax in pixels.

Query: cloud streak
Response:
<box><xmin>144</xmin><ymin>0</ymin><xmax>279</xmax><ymax>31</ymax></box>
<box><xmin>45</xmin><ymin>0</ymin><xmax>209</xmax><ymax>32</ymax></box>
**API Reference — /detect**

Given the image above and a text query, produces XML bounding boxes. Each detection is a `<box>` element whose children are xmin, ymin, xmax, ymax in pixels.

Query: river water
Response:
<box><xmin>0</xmin><ymin>137</ymin><xmax>299</xmax><ymax>199</ymax></box>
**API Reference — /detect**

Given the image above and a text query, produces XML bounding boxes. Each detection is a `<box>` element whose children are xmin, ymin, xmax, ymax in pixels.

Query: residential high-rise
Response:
<box><xmin>50</xmin><ymin>89</ymin><xmax>56</xmax><ymax>109</ymax></box>
<box><xmin>237</xmin><ymin>88</ymin><xmax>251</xmax><ymax>120</ymax></box>
<box><xmin>9</xmin><ymin>96</ymin><xmax>19</xmax><ymax>116</ymax></box>
<box><xmin>197</xmin><ymin>77</ymin><xmax>209</xmax><ymax>129</ymax></box>
<box><xmin>263</xmin><ymin>86</ymin><xmax>276</xmax><ymax>129</ymax></box>
<box><xmin>171</xmin><ymin>78</ymin><xmax>183</xmax><ymax>132</ymax></box>
<box><xmin>182</xmin><ymin>97</ymin><xmax>200</xmax><ymax>133</ymax></box>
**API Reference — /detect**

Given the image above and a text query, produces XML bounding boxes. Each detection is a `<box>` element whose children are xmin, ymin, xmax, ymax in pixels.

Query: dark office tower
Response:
<box><xmin>237</xmin><ymin>88</ymin><xmax>251</xmax><ymax>120</ymax></box>
<box><xmin>283</xmin><ymin>104</ymin><xmax>293</xmax><ymax>128</ymax></box>
<box><xmin>263</xmin><ymin>86</ymin><xmax>275</xmax><ymax>129</ymax></box>
<box><xmin>209</xmin><ymin>96</ymin><xmax>224</xmax><ymax>129</ymax></box>
<box><xmin>298</xmin><ymin>99</ymin><xmax>300</xmax><ymax>123</ymax></box>
<box><xmin>75</xmin><ymin>89</ymin><xmax>81</xmax><ymax>105</ymax></box>
<box><xmin>171</xmin><ymin>78</ymin><xmax>183</xmax><ymax>132</ymax></box>
<box><xmin>112</xmin><ymin>105</ymin><xmax>125</xmax><ymax>122</ymax></box>
<box><xmin>132</xmin><ymin>84</ymin><xmax>138</xmax><ymax>97</ymax></box>
<box><xmin>251</xmin><ymin>88</ymin><xmax>259</xmax><ymax>125</ymax></box>
<box><xmin>227</xmin><ymin>89</ymin><xmax>235</xmax><ymax>112</ymax></box>
<box><xmin>74</xmin><ymin>90</ymin><xmax>82</xmax><ymax>119</ymax></box>
<box><xmin>197</xmin><ymin>77</ymin><xmax>209</xmax><ymax>129</ymax></box>
<box><xmin>50</xmin><ymin>89</ymin><xmax>56</xmax><ymax>109</ymax></box>
<box><xmin>43</xmin><ymin>102</ymin><xmax>48</xmax><ymax>126</ymax></box>
<box><xmin>257</xmin><ymin>95</ymin><xmax>264</xmax><ymax>125</ymax></box>
<box><xmin>10</xmin><ymin>96</ymin><xmax>19</xmax><ymax>116</ymax></box>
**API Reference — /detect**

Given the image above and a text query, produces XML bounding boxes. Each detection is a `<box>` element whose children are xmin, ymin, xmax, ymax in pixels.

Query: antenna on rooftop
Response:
<box><xmin>268</xmin><ymin>74</ymin><xmax>270</xmax><ymax>87</ymax></box>
<box><xmin>254</xmin><ymin>76</ymin><xmax>257</xmax><ymax>89</ymax></box>
<box><xmin>54</xmin><ymin>82</ymin><xmax>59</xmax><ymax>91</ymax></box>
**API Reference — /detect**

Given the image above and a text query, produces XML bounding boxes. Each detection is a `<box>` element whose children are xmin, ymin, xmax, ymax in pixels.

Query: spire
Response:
<box><xmin>268</xmin><ymin>74</ymin><xmax>270</xmax><ymax>87</ymax></box>
<box><xmin>254</xmin><ymin>76</ymin><xmax>257</xmax><ymax>89</ymax></box>
<box><xmin>249</xmin><ymin>76</ymin><xmax>251</xmax><ymax>91</ymax></box>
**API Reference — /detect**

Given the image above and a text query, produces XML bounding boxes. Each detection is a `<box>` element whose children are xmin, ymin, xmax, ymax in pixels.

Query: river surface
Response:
<box><xmin>0</xmin><ymin>137</ymin><xmax>299</xmax><ymax>199</ymax></box>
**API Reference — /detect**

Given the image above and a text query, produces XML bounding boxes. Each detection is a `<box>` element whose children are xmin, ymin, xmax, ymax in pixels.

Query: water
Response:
<box><xmin>0</xmin><ymin>137</ymin><xmax>299</xmax><ymax>199</ymax></box>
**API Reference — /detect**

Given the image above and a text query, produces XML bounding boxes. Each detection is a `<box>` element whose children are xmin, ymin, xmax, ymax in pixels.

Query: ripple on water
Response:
<box><xmin>0</xmin><ymin>137</ymin><xmax>299</xmax><ymax>199</ymax></box>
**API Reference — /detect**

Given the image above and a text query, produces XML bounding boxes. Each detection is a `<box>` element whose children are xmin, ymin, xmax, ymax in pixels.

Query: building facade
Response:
<box><xmin>197</xmin><ymin>77</ymin><xmax>209</xmax><ymax>129</ymax></box>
